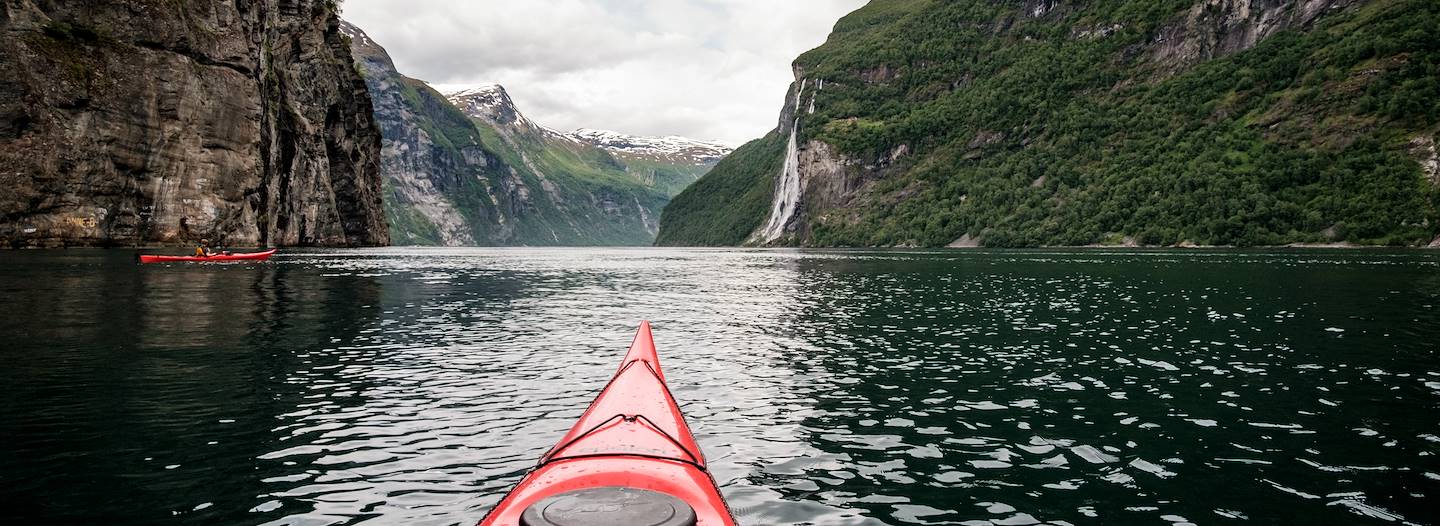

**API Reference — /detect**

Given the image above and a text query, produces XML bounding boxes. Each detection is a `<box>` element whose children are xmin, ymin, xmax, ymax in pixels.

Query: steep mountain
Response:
<box><xmin>443</xmin><ymin>84</ymin><xmax>664</xmax><ymax>245</ymax></box>
<box><xmin>345</xmin><ymin>23</ymin><xmax>728</xmax><ymax>246</ymax></box>
<box><xmin>343</xmin><ymin>22</ymin><xmax>523</xmax><ymax>246</ymax></box>
<box><xmin>657</xmin><ymin>0</ymin><xmax>1440</xmax><ymax>248</ymax></box>
<box><xmin>0</xmin><ymin>0</ymin><xmax>387</xmax><ymax>248</ymax></box>
<box><xmin>447</xmin><ymin>85</ymin><xmax>730</xmax><ymax>243</ymax></box>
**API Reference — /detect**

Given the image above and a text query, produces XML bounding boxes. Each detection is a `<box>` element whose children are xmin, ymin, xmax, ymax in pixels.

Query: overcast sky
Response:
<box><xmin>341</xmin><ymin>0</ymin><xmax>867</xmax><ymax>145</ymax></box>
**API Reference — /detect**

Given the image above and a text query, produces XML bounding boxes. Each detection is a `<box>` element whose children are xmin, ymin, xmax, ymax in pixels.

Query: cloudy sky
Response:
<box><xmin>341</xmin><ymin>0</ymin><xmax>867</xmax><ymax>145</ymax></box>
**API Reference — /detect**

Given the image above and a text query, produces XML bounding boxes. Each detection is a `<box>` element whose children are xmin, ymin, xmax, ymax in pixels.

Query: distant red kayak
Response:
<box><xmin>477</xmin><ymin>321</ymin><xmax>735</xmax><ymax>526</ymax></box>
<box><xmin>138</xmin><ymin>249</ymin><xmax>277</xmax><ymax>264</ymax></box>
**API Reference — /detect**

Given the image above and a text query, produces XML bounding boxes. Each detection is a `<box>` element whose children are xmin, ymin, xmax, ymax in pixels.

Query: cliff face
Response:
<box><xmin>658</xmin><ymin>0</ymin><xmax>1440</xmax><ymax>248</ymax></box>
<box><xmin>1149</xmin><ymin>0</ymin><xmax>1362</xmax><ymax>71</ymax></box>
<box><xmin>0</xmin><ymin>0</ymin><xmax>388</xmax><ymax>248</ymax></box>
<box><xmin>343</xmin><ymin>22</ymin><xmax>522</xmax><ymax>246</ymax></box>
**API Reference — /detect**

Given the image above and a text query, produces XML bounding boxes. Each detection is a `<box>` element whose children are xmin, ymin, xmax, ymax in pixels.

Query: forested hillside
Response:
<box><xmin>657</xmin><ymin>0</ymin><xmax>1440</xmax><ymax>247</ymax></box>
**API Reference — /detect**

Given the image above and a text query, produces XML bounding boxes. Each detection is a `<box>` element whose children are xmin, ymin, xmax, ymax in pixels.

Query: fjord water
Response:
<box><xmin>2</xmin><ymin>248</ymin><xmax>1439</xmax><ymax>526</ymax></box>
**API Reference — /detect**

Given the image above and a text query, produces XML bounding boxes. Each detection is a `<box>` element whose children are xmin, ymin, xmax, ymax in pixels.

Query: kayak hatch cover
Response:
<box><xmin>138</xmin><ymin>249</ymin><xmax>277</xmax><ymax>263</ymax></box>
<box><xmin>477</xmin><ymin>321</ymin><xmax>736</xmax><ymax>526</ymax></box>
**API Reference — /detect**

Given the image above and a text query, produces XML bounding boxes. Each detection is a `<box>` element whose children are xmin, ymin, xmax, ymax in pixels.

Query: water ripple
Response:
<box><xmin>1</xmin><ymin>248</ymin><xmax>1438</xmax><ymax>525</ymax></box>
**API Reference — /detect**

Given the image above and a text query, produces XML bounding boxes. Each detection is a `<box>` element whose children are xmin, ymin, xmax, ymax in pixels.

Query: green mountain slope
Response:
<box><xmin>657</xmin><ymin>0</ymin><xmax>1440</xmax><ymax>247</ymax></box>
<box><xmin>462</xmin><ymin>104</ymin><xmax>661</xmax><ymax>245</ymax></box>
<box><xmin>345</xmin><ymin>23</ymin><xmax>727</xmax><ymax>246</ymax></box>
<box><xmin>448</xmin><ymin>85</ymin><xmax>726</xmax><ymax>245</ymax></box>
<box><xmin>654</xmin><ymin>131</ymin><xmax>788</xmax><ymax>246</ymax></box>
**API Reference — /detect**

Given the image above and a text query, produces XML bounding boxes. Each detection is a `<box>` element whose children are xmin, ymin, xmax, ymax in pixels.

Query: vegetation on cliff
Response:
<box><xmin>654</xmin><ymin>131</ymin><xmax>786</xmax><ymax>246</ymax></box>
<box><xmin>658</xmin><ymin>0</ymin><xmax>1440</xmax><ymax>247</ymax></box>
<box><xmin>468</xmin><ymin>118</ymin><xmax>675</xmax><ymax>246</ymax></box>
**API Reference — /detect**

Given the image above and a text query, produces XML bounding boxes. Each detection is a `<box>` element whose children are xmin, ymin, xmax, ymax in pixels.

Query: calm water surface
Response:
<box><xmin>2</xmin><ymin>248</ymin><xmax>1439</xmax><ymax>525</ymax></box>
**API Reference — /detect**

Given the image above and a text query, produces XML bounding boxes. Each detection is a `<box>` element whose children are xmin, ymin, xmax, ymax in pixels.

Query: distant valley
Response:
<box><xmin>344</xmin><ymin>22</ymin><xmax>729</xmax><ymax>246</ymax></box>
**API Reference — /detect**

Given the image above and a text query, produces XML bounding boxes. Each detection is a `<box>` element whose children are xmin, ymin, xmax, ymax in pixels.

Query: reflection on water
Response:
<box><xmin>1</xmin><ymin>248</ymin><xmax>1438</xmax><ymax>525</ymax></box>
<box><xmin>768</xmin><ymin>253</ymin><xmax>1440</xmax><ymax>525</ymax></box>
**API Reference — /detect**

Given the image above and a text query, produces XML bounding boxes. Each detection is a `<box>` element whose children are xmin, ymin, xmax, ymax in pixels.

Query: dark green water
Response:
<box><xmin>2</xmin><ymin>248</ymin><xmax>1438</xmax><ymax>525</ymax></box>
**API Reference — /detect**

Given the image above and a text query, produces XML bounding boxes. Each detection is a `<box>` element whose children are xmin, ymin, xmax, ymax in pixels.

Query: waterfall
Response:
<box><xmin>808</xmin><ymin>79</ymin><xmax>822</xmax><ymax>114</ymax></box>
<box><xmin>759</xmin><ymin>118</ymin><xmax>802</xmax><ymax>242</ymax></box>
<box><xmin>757</xmin><ymin>78</ymin><xmax>809</xmax><ymax>243</ymax></box>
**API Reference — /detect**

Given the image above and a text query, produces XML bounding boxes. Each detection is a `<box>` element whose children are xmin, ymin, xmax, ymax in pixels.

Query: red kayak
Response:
<box><xmin>138</xmin><ymin>249</ymin><xmax>277</xmax><ymax>264</ymax></box>
<box><xmin>478</xmin><ymin>321</ymin><xmax>735</xmax><ymax>526</ymax></box>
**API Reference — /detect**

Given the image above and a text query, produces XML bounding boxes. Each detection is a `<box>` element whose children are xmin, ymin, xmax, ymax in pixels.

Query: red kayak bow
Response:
<box><xmin>478</xmin><ymin>321</ymin><xmax>735</xmax><ymax>526</ymax></box>
<box><xmin>138</xmin><ymin>249</ymin><xmax>276</xmax><ymax>264</ymax></box>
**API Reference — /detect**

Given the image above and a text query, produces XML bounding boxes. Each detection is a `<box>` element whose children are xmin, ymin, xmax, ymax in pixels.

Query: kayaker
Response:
<box><xmin>195</xmin><ymin>239</ymin><xmax>214</xmax><ymax>258</ymax></box>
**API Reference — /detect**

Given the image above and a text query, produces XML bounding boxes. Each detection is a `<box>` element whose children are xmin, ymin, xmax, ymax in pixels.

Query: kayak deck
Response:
<box><xmin>478</xmin><ymin>321</ymin><xmax>735</xmax><ymax>526</ymax></box>
<box><xmin>138</xmin><ymin>249</ymin><xmax>276</xmax><ymax>263</ymax></box>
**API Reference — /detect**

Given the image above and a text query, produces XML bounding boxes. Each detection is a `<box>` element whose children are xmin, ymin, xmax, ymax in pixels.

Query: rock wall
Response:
<box><xmin>344</xmin><ymin>21</ymin><xmax>518</xmax><ymax>246</ymax></box>
<box><xmin>749</xmin><ymin>75</ymin><xmax>901</xmax><ymax>245</ymax></box>
<box><xmin>1411</xmin><ymin>135</ymin><xmax>1438</xmax><ymax>188</ymax></box>
<box><xmin>1149</xmin><ymin>0</ymin><xmax>1364</xmax><ymax>73</ymax></box>
<box><xmin>0</xmin><ymin>0</ymin><xmax>388</xmax><ymax>247</ymax></box>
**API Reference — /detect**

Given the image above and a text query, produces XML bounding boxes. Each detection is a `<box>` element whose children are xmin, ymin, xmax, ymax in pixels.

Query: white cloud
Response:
<box><xmin>342</xmin><ymin>0</ymin><xmax>866</xmax><ymax>145</ymax></box>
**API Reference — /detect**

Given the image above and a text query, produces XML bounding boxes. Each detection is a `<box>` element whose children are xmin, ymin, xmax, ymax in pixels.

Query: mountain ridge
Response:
<box><xmin>444</xmin><ymin>85</ymin><xmax>733</xmax><ymax>165</ymax></box>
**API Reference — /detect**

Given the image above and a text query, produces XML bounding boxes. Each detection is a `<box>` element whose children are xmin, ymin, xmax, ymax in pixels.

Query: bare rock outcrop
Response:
<box><xmin>1409</xmin><ymin>135</ymin><xmax>1439</xmax><ymax>187</ymax></box>
<box><xmin>1149</xmin><ymin>0</ymin><xmax>1363</xmax><ymax>73</ymax></box>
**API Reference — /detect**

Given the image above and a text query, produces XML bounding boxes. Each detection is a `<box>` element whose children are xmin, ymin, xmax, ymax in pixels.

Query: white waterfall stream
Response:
<box><xmin>757</xmin><ymin>78</ymin><xmax>813</xmax><ymax>243</ymax></box>
<box><xmin>759</xmin><ymin>118</ymin><xmax>802</xmax><ymax>242</ymax></box>
<box><xmin>810</xmin><ymin>79</ymin><xmax>823</xmax><ymax>114</ymax></box>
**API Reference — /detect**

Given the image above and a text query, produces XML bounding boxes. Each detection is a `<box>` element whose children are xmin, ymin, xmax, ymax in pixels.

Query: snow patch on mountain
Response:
<box><xmin>447</xmin><ymin>84</ymin><xmax>533</xmax><ymax>128</ymax></box>
<box><xmin>570</xmin><ymin>128</ymin><xmax>733</xmax><ymax>164</ymax></box>
<box><xmin>339</xmin><ymin>22</ymin><xmax>374</xmax><ymax>48</ymax></box>
<box><xmin>446</xmin><ymin>84</ymin><xmax>732</xmax><ymax>165</ymax></box>
<box><xmin>447</xmin><ymin>84</ymin><xmax>584</xmax><ymax>144</ymax></box>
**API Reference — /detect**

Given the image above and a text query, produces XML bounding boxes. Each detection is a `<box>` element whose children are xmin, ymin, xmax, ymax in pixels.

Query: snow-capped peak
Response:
<box><xmin>567</xmin><ymin>128</ymin><xmax>733</xmax><ymax>164</ymax></box>
<box><xmin>446</xmin><ymin>83</ymin><xmax>505</xmax><ymax>100</ymax></box>
<box><xmin>446</xmin><ymin>86</ymin><xmax>733</xmax><ymax>164</ymax></box>
<box><xmin>338</xmin><ymin>20</ymin><xmax>374</xmax><ymax>48</ymax></box>
<box><xmin>445</xmin><ymin>84</ymin><xmax>537</xmax><ymax>130</ymax></box>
